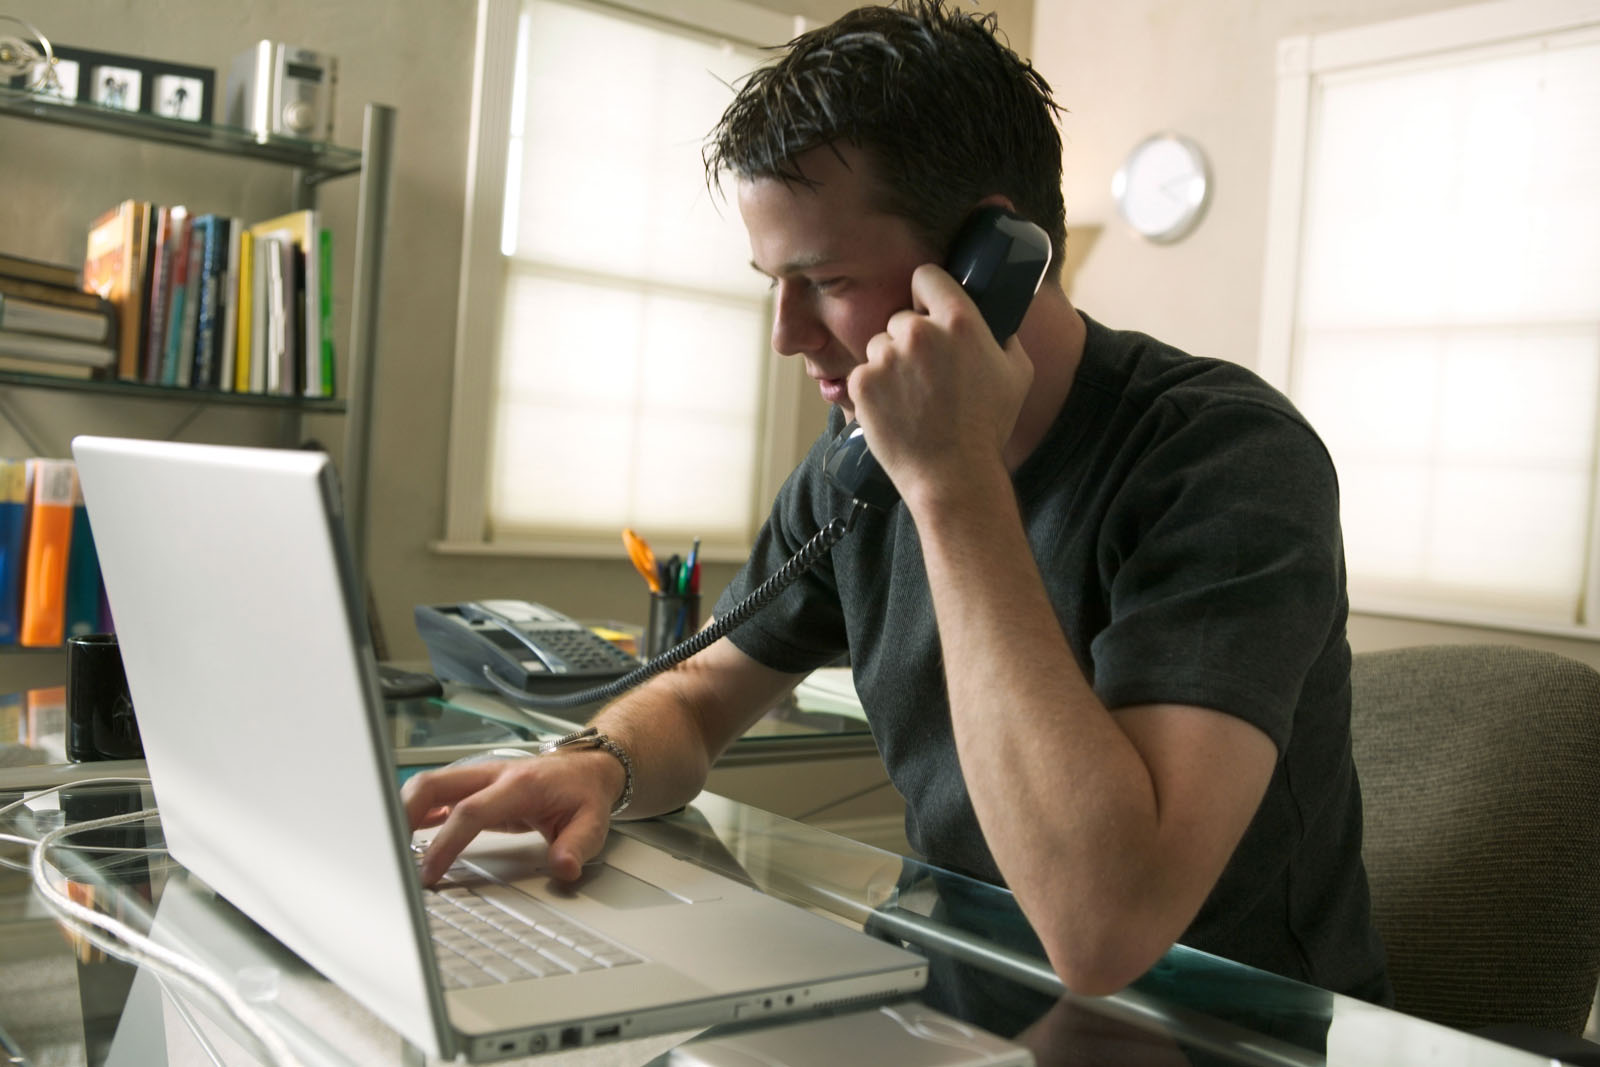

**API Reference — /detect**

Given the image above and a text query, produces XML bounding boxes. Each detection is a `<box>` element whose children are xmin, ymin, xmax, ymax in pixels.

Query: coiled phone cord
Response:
<box><xmin>481</xmin><ymin>500</ymin><xmax>869</xmax><ymax>711</ymax></box>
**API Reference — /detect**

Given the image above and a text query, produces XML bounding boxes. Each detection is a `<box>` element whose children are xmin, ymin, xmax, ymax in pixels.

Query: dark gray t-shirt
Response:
<box><xmin>715</xmin><ymin>312</ymin><xmax>1389</xmax><ymax>1000</ymax></box>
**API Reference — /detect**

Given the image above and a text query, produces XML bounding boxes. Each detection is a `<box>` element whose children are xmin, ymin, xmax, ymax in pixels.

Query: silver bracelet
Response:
<box><xmin>538</xmin><ymin>726</ymin><xmax>634</xmax><ymax>817</ymax></box>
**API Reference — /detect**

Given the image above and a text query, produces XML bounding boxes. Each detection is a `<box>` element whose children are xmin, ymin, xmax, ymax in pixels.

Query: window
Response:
<box><xmin>1258</xmin><ymin>0</ymin><xmax>1600</xmax><ymax>633</ymax></box>
<box><xmin>443</xmin><ymin>0</ymin><xmax>806</xmax><ymax>559</ymax></box>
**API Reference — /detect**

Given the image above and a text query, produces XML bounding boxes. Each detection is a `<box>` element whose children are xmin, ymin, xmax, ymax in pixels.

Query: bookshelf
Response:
<box><xmin>0</xmin><ymin>84</ymin><xmax>393</xmax><ymax>599</ymax></box>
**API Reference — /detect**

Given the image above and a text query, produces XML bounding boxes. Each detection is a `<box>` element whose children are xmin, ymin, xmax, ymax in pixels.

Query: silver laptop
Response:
<box><xmin>72</xmin><ymin>435</ymin><xmax>927</xmax><ymax>1062</ymax></box>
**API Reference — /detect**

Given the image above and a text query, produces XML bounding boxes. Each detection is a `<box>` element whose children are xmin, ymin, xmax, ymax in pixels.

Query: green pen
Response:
<box><xmin>683</xmin><ymin>538</ymin><xmax>700</xmax><ymax>594</ymax></box>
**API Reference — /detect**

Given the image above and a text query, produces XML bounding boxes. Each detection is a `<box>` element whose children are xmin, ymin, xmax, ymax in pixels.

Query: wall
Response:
<box><xmin>1028</xmin><ymin>0</ymin><xmax>1600</xmax><ymax>672</ymax></box>
<box><xmin>0</xmin><ymin>0</ymin><xmax>1028</xmax><ymax>688</ymax></box>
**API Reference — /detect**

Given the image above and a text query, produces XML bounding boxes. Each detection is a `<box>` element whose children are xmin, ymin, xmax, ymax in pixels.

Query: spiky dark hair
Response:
<box><xmin>704</xmin><ymin>0</ymin><xmax>1066</xmax><ymax>276</ymax></box>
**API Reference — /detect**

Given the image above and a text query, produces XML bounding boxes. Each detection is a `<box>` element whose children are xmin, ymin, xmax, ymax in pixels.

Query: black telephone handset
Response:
<box><xmin>822</xmin><ymin>205</ymin><xmax>1053</xmax><ymax>509</ymax></box>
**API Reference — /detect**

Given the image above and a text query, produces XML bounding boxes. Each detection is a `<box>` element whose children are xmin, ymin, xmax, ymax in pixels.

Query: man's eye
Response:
<box><xmin>811</xmin><ymin>277</ymin><xmax>844</xmax><ymax>293</ymax></box>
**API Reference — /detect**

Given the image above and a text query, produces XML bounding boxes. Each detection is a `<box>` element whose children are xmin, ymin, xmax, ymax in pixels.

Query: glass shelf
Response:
<box><xmin>0</xmin><ymin>368</ymin><xmax>346</xmax><ymax>411</ymax></box>
<box><xmin>0</xmin><ymin>84</ymin><xmax>364</xmax><ymax>179</ymax></box>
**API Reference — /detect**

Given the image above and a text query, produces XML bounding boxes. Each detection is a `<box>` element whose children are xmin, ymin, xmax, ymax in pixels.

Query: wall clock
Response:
<box><xmin>1112</xmin><ymin>133</ymin><xmax>1212</xmax><ymax>244</ymax></box>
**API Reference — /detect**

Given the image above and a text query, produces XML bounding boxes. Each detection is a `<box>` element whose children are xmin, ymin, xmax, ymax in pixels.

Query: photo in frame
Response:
<box><xmin>87</xmin><ymin>62</ymin><xmax>141</xmax><ymax>111</ymax></box>
<box><xmin>15</xmin><ymin>54</ymin><xmax>80</xmax><ymax>99</ymax></box>
<box><xmin>7</xmin><ymin>45</ymin><xmax>213</xmax><ymax>123</ymax></box>
<box><xmin>151</xmin><ymin>71</ymin><xmax>206</xmax><ymax>121</ymax></box>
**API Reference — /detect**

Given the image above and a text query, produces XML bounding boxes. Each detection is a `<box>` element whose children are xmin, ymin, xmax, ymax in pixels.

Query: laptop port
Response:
<box><xmin>560</xmin><ymin>1026</ymin><xmax>582</xmax><ymax>1049</ymax></box>
<box><xmin>594</xmin><ymin>1024</ymin><xmax>621</xmax><ymax>1041</ymax></box>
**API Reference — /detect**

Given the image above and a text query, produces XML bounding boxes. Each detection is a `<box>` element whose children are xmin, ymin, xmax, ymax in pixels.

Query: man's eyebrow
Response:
<box><xmin>750</xmin><ymin>252</ymin><xmax>837</xmax><ymax>278</ymax></box>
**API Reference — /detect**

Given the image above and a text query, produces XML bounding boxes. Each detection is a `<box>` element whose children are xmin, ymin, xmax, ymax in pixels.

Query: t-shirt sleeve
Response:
<box><xmin>712</xmin><ymin>427</ymin><xmax>851</xmax><ymax>674</ymax></box>
<box><xmin>1088</xmin><ymin>397</ymin><xmax>1347</xmax><ymax>751</ymax></box>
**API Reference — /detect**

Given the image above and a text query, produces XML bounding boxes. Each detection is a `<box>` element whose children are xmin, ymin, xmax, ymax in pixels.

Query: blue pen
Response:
<box><xmin>682</xmin><ymin>539</ymin><xmax>700</xmax><ymax>595</ymax></box>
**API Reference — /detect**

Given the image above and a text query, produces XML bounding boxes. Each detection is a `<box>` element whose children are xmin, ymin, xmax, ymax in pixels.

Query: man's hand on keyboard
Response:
<box><xmin>401</xmin><ymin>750</ymin><xmax>624</xmax><ymax>886</ymax></box>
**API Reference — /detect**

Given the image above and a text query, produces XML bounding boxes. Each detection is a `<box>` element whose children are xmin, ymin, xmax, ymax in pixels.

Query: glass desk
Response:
<box><xmin>0</xmin><ymin>688</ymin><xmax>1574</xmax><ymax>1067</ymax></box>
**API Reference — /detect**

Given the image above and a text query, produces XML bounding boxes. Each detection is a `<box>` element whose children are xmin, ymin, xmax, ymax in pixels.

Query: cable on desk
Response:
<box><xmin>6</xmin><ymin>781</ymin><xmax>307</xmax><ymax>1067</ymax></box>
<box><xmin>0</xmin><ymin>776</ymin><xmax>169</xmax><ymax>873</ymax></box>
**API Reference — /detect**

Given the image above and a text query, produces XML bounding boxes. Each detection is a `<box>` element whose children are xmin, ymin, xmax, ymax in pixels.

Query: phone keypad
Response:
<box><xmin>530</xmin><ymin>629</ymin><xmax>639</xmax><ymax>675</ymax></box>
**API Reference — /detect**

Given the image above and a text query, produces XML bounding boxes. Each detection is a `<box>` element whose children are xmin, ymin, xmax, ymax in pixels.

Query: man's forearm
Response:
<box><xmin>591</xmin><ymin>674</ymin><xmax>717</xmax><ymax>818</ymax></box>
<box><xmin>907</xmin><ymin>468</ymin><xmax>1177</xmax><ymax>988</ymax></box>
<box><xmin>910</xmin><ymin>466</ymin><xmax>1276</xmax><ymax>994</ymax></box>
<box><xmin>592</xmin><ymin>637</ymin><xmax>801</xmax><ymax>819</ymax></box>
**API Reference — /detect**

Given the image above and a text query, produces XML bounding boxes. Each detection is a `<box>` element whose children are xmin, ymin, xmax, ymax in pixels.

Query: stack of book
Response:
<box><xmin>1</xmin><ymin>687</ymin><xmax>67</xmax><ymax>767</ymax></box>
<box><xmin>81</xmin><ymin>199</ymin><xmax>337</xmax><ymax>398</ymax></box>
<box><xmin>0</xmin><ymin>253</ymin><xmax>118</xmax><ymax>380</ymax></box>
<box><xmin>0</xmin><ymin>457</ymin><xmax>108</xmax><ymax>650</ymax></box>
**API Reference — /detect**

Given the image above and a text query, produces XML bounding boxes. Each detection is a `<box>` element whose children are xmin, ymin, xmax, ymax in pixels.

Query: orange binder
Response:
<box><xmin>19</xmin><ymin>459</ymin><xmax>77</xmax><ymax>647</ymax></box>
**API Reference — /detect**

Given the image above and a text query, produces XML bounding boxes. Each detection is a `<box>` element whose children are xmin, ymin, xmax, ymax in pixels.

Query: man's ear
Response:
<box><xmin>975</xmin><ymin>193</ymin><xmax>1019</xmax><ymax>214</ymax></box>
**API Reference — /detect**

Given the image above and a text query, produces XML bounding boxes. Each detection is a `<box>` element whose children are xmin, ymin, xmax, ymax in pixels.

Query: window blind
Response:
<box><xmin>486</xmin><ymin>0</ymin><xmax>772</xmax><ymax>545</ymax></box>
<box><xmin>1288</xmin><ymin>28</ymin><xmax>1600</xmax><ymax>621</ymax></box>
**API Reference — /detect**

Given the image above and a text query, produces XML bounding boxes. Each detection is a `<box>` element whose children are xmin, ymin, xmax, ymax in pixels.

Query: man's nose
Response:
<box><xmin>770</xmin><ymin>281</ymin><xmax>826</xmax><ymax>357</ymax></box>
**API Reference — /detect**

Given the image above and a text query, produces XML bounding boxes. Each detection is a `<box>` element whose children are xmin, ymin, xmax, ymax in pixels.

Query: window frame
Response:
<box><xmin>1257</xmin><ymin>0</ymin><xmax>1600</xmax><ymax>640</ymax></box>
<box><xmin>439</xmin><ymin>0</ymin><xmax>809</xmax><ymax>561</ymax></box>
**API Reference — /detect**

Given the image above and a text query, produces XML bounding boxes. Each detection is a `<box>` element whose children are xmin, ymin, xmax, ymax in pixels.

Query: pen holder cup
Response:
<box><xmin>644</xmin><ymin>592</ymin><xmax>700</xmax><ymax>661</ymax></box>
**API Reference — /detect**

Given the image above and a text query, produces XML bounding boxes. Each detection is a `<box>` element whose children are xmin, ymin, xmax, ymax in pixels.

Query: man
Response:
<box><xmin>406</xmin><ymin>0</ymin><xmax>1389</xmax><ymax>1003</ymax></box>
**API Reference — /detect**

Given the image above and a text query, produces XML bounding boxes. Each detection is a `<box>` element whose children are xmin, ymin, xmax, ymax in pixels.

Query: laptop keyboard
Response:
<box><xmin>422</xmin><ymin>865</ymin><xmax>645</xmax><ymax>988</ymax></box>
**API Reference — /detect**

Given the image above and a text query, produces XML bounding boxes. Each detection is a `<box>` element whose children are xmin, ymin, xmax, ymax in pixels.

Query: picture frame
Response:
<box><xmin>7</xmin><ymin>45</ymin><xmax>213</xmax><ymax>124</ymax></box>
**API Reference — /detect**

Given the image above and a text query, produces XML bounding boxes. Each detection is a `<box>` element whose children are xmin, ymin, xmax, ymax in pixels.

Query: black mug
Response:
<box><xmin>66</xmin><ymin>633</ymin><xmax>143</xmax><ymax>762</ymax></box>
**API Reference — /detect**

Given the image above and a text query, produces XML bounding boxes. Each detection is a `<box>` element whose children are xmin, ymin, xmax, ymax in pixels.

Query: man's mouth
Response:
<box><xmin>816</xmin><ymin>376</ymin><xmax>849</xmax><ymax>406</ymax></box>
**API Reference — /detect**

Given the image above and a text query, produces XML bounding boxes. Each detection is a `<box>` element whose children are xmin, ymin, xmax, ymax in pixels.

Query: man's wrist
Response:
<box><xmin>539</xmin><ymin>726</ymin><xmax>634</xmax><ymax>816</ymax></box>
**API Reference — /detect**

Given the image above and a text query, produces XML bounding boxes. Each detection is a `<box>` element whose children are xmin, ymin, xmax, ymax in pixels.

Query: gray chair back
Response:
<box><xmin>1351</xmin><ymin>644</ymin><xmax>1600</xmax><ymax>1035</ymax></box>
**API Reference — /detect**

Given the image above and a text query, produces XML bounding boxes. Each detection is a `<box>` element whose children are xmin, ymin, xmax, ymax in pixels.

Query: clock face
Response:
<box><xmin>1112</xmin><ymin>133</ymin><xmax>1211</xmax><ymax>243</ymax></box>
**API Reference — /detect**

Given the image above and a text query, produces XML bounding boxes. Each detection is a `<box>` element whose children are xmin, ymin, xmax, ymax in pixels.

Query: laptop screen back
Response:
<box><xmin>72</xmin><ymin>436</ymin><xmax>452</xmax><ymax>1058</ymax></box>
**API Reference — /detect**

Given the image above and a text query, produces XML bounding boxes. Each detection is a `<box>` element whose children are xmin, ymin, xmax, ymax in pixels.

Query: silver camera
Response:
<box><xmin>225</xmin><ymin>41</ymin><xmax>337</xmax><ymax>142</ymax></box>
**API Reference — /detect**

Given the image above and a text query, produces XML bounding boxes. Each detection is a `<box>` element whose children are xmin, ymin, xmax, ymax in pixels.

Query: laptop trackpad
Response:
<box><xmin>551</xmin><ymin>864</ymin><xmax>684</xmax><ymax>909</ymax></box>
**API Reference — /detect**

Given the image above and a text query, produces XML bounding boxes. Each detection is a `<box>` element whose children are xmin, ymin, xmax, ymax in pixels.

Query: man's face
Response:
<box><xmin>737</xmin><ymin>145</ymin><xmax>938</xmax><ymax>419</ymax></box>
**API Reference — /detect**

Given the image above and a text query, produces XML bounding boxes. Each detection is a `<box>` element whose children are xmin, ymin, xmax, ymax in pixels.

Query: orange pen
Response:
<box><xmin>621</xmin><ymin>528</ymin><xmax>660</xmax><ymax>593</ymax></box>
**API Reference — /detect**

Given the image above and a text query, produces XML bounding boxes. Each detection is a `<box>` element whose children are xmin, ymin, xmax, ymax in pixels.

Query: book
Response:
<box><xmin>24</xmin><ymin>686</ymin><xmax>66</xmax><ymax>763</ymax></box>
<box><xmin>0</xmin><ymin>329</ymin><xmax>116</xmax><ymax>368</ymax></box>
<box><xmin>0</xmin><ymin>251</ymin><xmax>79</xmax><ymax>289</ymax></box>
<box><xmin>290</xmin><ymin>243</ymin><xmax>307</xmax><ymax>396</ymax></box>
<box><xmin>0</xmin><ymin>273</ymin><xmax>106</xmax><ymax>313</ymax></box>
<box><xmin>160</xmin><ymin>215</ymin><xmax>196</xmax><ymax>386</ymax></box>
<box><xmin>82</xmin><ymin>199</ymin><xmax>151</xmax><ymax>379</ymax></box>
<box><xmin>174</xmin><ymin>221</ymin><xmax>206</xmax><ymax>389</ymax></box>
<box><xmin>218</xmin><ymin>218</ymin><xmax>243</xmax><ymax>393</ymax></box>
<box><xmin>259</xmin><ymin>233</ymin><xmax>291</xmax><ymax>395</ymax></box>
<box><xmin>0</xmin><ymin>292</ymin><xmax>112</xmax><ymax>342</ymax></box>
<box><xmin>249</xmin><ymin>209</ymin><xmax>320</xmax><ymax>397</ymax></box>
<box><xmin>250</xmin><ymin>232</ymin><xmax>272</xmax><ymax>394</ymax></box>
<box><xmin>0</xmin><ymin>354</ymin><xmax>96</xmax><ymax>379</ymax></box>
<box><xmin>99</xmin><ymin>579</ymin><xmax>114</xmax><ymax>634</ymax></box>
<box><xmin>19</xmin><ymin>458</ymin><xmax>75</xmax><ymax>648</ymax></box>
<box><xmin>62</xmin><ymin>474</ymin><xmax>102</xmax><ymax>640</ymax></box>
<box><xmin>318</xmin><ymin>228</ymin><xmax>336</xmax><ymax>396</ymax></box>
<box><xmin>0</xmin><ymin>459</ymin><xmax>28</xmax><ymax>646</ymax></box>
<box><xmin>142</xmin><ymin>206</ymin><xmax>184</xmax><ymax>382</ymax></box>
<box><xmin>0</xmin><ymin>692</ymin><xmax>20</xmax><ymax>746</ymax></box>
<box><xmin>233</xmin><ymin>228</ymin><xmax>254</xmax><ymax>392</ymax></box>
<box><xmin>192</xmin><ymin>214</ymin><xmax>225</xmax><ymax>388</ymax></box>
<box><xmin>135</xmin><ymin>204</ymin><xmax>159</xmax><ymax>379</ymax></box>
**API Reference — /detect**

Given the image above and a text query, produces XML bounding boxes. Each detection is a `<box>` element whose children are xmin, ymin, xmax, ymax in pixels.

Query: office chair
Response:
<box><xmin>1349</xmin><ymin>643</ymin><xmax>1600</xmax><ymax>1049</ymax></box>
